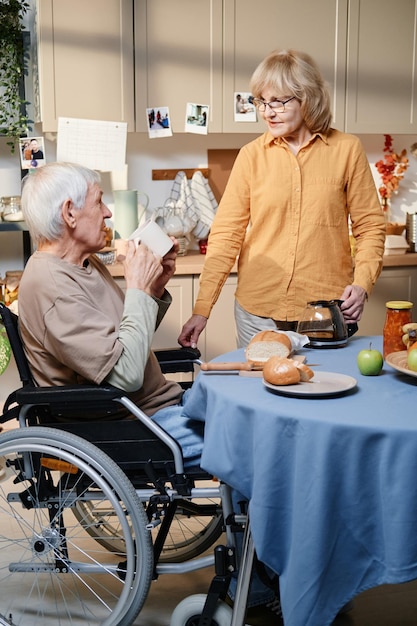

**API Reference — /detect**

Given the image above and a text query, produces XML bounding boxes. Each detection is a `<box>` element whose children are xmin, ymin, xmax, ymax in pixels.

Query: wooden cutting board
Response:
<box><xmin>207</xmin><ymin>149</ymin><xmax>239</xmax><ymax>202</ymax></box>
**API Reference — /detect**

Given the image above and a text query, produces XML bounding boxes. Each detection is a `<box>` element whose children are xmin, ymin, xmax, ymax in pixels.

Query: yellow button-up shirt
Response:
<box><xmin>194</xmin><ymin>129</ymin><xmax>386</xmax><ymax>322</ymax></box>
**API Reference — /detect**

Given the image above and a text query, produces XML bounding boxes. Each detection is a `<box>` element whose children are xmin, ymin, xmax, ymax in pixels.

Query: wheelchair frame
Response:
<box><xmin>0</xmin><ymin>301</ymin><xmax>253</xmax><ymax>626</ymax></box>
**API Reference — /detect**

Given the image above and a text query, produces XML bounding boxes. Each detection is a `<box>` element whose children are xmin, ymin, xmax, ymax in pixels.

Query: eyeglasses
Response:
<box><xmin>252</xmin><ymin>96</ymin><xmax>296</xmax><ymax>113</ymax></box>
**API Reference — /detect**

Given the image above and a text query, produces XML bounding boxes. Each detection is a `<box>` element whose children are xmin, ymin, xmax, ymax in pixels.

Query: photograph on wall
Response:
<box><xmin>19</xmin><ymin>136</ymin><xmax>46</xmax><ymax>170</ymax></box>
<box><xmin>234</xmin><ymin>92</ymin><xmax>257</xmax><ymax>122</ymax></box>
<box><xmin>147</xmin><ymin>107</ymin><xmax>173</xmax><ymax>138</ymax></box>
<box><xmin>185</xmin><ymin>103</ymin><xmax>209</xmax><ymax>134</ymax></box>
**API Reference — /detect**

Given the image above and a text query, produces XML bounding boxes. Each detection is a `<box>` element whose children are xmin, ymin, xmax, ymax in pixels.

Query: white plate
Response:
<box><xmin>386</xmin><ymin>351</ymin><xmax>417</xmax><ymax>378</ymax></box>
<box><xmin>263</xmin><ymin>371</ymin><xmax>357</xmax><ymax>397</ymax></box>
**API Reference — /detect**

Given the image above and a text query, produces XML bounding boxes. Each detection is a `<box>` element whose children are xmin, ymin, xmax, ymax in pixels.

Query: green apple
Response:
<box><xmin>407</xmin><ymin>349</ymin><xmax>417</xmax><ymax>372</ymax></box>
<box><xmin>357</xmin><ymin>345</ymin><xmax>384</xmax><ymax>376</ymax></box>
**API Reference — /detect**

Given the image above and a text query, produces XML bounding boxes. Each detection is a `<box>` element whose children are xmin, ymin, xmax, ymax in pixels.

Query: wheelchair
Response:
<box><xmin>0</xmin><ymin>302</ymin><xmax>266</xmax><ymax>626</ymax></box>
<box><xmin>0</xmin><ymin>302</ymin><xmax>257</xmax><ymax>626</ymax></box>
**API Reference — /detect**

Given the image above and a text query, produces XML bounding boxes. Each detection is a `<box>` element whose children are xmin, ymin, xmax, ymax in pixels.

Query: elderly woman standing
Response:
<box><xmin>18</xmin><ymin>162</ymin><xmax>204</xmax><ymax>468</ymax></box>
<box><xmin>179</xmin><ymin>49</ymin><xmax>386</xmax><ymax>349</ymax></box>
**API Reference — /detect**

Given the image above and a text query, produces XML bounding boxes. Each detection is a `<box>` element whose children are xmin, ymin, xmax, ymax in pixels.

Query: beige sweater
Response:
<box><xmin>19</xmin><ymin>251</ymin><xmax>182</xmax><ymax>419</ymax></box>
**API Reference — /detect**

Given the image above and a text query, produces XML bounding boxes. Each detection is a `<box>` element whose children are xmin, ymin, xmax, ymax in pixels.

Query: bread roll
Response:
<box><xmin>245</xmin><ymin>331</ymin><xmax>292</xmax><ymax>367</ymax></box>
<box><xmin>263</xmin><ymin>357</ymin><xmax>300</xmax><ymax>385</ymax></box>
<box><xmin>294</xmin><ymin>360</ymin><xmax>314</xmax><ymax>382</ymax></box>
<box><xmin>263</xmin><ymin>356</ymin><xmax>314</xmax><ymax>386</ymax></box>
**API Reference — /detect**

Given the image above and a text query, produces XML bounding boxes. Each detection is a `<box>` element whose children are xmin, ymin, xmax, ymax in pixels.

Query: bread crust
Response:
<box><xmin>246</xmin><ymin>331</ymin><xmax>292</xmax><ymax>367</ymax></box>
<box><xmin>263</xmin><ymin>357</ymin><xmax>301</xmax><ymax>385</ymax></box>
<box><xmin>294</xmin><ymin>360</ymin><xmax>314</xmax><ymax>382</ymax></box>
<box><xmin>263</xmin><ymin>356</ymin><xmax>314</xmax><ymax>386</ymax></box>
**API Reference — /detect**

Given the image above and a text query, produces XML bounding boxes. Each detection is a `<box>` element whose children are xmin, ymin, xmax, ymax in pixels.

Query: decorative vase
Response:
<box><xmin>381</xmin><ymin>197</ymin><xmax>389</xmax><ymax>219</ymax></box>
<box><xmin>381</xmin><ymin>197</ymin><xmax>405</xmax><ymax>235</ymax></box>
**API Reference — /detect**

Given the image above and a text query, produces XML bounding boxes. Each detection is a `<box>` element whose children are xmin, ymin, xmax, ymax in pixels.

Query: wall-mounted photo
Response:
<box><xmin>185</xmin><ymin>103</ymin><xmax>209</xmax><ymax>134</ymax></box>
<box><xmin>147</xmin><ymin>107</ymin><xmax>172</xmax><ymax>138</ymax></box>
<box><xmin>234</xmin><ymin>92</ymin><xmax>257</xmax><ymax>122</ymax></box>
<box><xmin>19</xmin><ymin>136</ymin><xmax>46</xmax><ymax>170</ymax></box>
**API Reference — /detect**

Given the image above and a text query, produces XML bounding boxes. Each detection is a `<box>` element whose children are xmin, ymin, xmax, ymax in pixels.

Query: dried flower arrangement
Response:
<box><xmin>375</xmin><ymin>134</ymin><xmax>409</xmax><ymax>202</ymax></box>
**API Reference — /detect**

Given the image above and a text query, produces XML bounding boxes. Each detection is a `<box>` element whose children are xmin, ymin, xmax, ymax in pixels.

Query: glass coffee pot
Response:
<box><xmin>297</xmin><ymin>300</ymin><xmax>349</xmax><ymax>348</ymax></box>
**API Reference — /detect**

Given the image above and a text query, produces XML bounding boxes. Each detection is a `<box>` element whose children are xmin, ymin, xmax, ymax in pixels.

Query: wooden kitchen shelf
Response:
<box><xmin>0</xmin><ymin>222</ymin><xmax>32</xmax><ymax>266</ymax></box>
<box><xmin>152</xmin><ymin>168</ymin><xmax>209</xmax><ymax>181</ymax></box>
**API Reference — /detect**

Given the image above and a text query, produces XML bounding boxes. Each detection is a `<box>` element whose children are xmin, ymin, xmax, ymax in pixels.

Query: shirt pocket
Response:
<box><xmin>302</xmin><ymin>177</ymin><xmax>346</xmax><ymax>228</ymax></box>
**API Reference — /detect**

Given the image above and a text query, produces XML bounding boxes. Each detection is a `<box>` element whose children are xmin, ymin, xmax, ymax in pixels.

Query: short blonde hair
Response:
<box><xmin>250</xmin><ymin>49</ymin><xmax>332</xmax><ymax>134</ymax></box>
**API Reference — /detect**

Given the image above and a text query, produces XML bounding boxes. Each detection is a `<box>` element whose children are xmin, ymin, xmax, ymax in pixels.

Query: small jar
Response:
<box><xmin>383</xmin><ymin>300</ymin><xmax>413</xmax><ymax>357</ymax></box>
<box><xmin>4</xmin><ymin>270</ymin><xmax>23</xmax><ymax>306</ymax></box>
<box><xmin>1</xmin><ymin>196</ymin><xmax>22</xmax><ymax>222</ymax></box>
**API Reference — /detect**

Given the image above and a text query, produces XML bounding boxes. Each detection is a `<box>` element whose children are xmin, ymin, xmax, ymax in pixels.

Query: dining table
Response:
<box><xmin>183</xmin><ymin>335</ymin><xmax>417</xmax><ymax>626</ymax></box>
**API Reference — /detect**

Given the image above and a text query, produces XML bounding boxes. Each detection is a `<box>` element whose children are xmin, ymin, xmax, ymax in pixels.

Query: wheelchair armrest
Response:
<box><xmin>154</xmin><ymin>346</ymin><xmax>201</xmax><ymax>374</ymax></box>
<box><xmin>15</xmin><ymin>383</ymin><xmax>123</xmax><ymax>406</ymax></box>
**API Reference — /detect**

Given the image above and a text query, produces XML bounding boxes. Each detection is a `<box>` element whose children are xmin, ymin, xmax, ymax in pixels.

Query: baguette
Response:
<box><xmin>245</xmin><ymin>331</ymin><xmax>292</xmax><ymax>367</ymax></box>
<box><xmin>263</xmin><ymin>356</ymin><xmax>314</xmax><ymax>386</ymax></box>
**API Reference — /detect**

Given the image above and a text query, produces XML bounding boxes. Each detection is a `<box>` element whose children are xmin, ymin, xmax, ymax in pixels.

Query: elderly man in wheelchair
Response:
<box><xmin>0</xmin><ymin>163</ymin><xmax>281</xmax><ymax>626</ymax></box>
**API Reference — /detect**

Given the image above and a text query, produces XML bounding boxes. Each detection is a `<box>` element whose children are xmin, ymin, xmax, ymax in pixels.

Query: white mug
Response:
<box><xmin>129</xmin><ymin>219</ymin><xmax>174</xmax><ymax>257</ymax></box>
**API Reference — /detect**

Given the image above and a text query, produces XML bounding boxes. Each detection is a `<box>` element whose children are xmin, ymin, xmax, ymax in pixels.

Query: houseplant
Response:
<box><xmin>0</xmin><ymin>0</ymin><xmax>32</xmax><ymax>153</ymax></box>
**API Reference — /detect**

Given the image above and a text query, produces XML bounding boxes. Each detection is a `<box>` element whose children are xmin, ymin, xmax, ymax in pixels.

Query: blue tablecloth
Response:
<box><xmin>183</xmin><ymin>336</ymin><xmax>417</xmax><ymax>626</ymax></box>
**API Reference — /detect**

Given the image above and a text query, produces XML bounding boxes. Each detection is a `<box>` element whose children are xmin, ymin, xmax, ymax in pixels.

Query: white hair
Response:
<box><xmin>21</xmin><ymin>162</ymin><xmax>101</xmax><ymax>245</ymax></box>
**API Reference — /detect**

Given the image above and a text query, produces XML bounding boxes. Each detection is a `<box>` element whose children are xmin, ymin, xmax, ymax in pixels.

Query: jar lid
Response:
<box><xmin>386</xmin><ymin>300</ymin><xmax>413</xmax><ymax>309</ymax></box>
<box><xmin>1</xmin><ymin>196</ymin><xmax>21</xmax><ymax>206</ymax></box>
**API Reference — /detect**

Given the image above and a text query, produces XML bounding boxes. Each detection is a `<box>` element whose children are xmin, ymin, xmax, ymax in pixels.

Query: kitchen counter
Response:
<box><xmin>381</xmin><ymin>252</ymin><xmax>417</xmax><ymax>267</ymax></box>
<box><xmin>107</xmin><ymin>251</ymin><xmax>237</xmax><ymax>277</ymax></box>
<box><xmin>107</xmin><ymin>251</ymin><xmax>417</xmax><ymax>277</ymax></box>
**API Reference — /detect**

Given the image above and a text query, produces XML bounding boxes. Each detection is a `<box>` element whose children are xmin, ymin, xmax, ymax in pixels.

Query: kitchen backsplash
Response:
<box><xmin>1</xmin><ymin>131</ymin><xmax>417</xmax><ymax>271</ymax></box>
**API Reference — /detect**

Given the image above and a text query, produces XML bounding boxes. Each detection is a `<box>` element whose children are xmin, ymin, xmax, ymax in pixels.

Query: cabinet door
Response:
<box><xmin>194</xmin><ymin>275</ymin><xmax>238</xmax><ymax>362</ymax></box>
<box><xmin>345</xmin><ymin>0</ymin><xmax>417</xmax><ymax>133</ymax></box>
<box><xmin>151</xmin><ymin>276</ymin><xmax>194</xmax><ymax>350</ymax></box>
<box><xmin>113</xmin><ymin>276</ymin><xmax>193</xmax><ymax>350</ymax></box>
<box><xmin>223</xmin><ymin>0</ymin><xmax>348</xmax><ymax>133</ymax></box>
<box><xmin>134</xmin><ymin>0</ymin><xmax>223</xmax><ymax>133</ymax></box>
<box><xmin>358</xmin><ymin>267</ymin><xmax>417</xmax><ymax>336</ymax></box>
<box><xmin>37</xmin><ymin>0</ymin><xmax>135</xmax><ymax>132</ymax></box>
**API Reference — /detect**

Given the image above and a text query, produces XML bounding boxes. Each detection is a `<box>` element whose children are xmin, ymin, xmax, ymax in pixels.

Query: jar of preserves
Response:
<box><xmin>4</xmin><ymin>270</ymin><xmax>23</xmax><ymax>308</ymax></box>
<box><xmin>383</xmin><ymin>300</ymin><xmax>413</xmax><ymax>357</ymax></box>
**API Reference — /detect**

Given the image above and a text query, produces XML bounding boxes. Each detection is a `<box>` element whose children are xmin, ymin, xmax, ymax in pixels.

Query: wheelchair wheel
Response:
<box><xmin>73</xmin><ymin>479</ymin><xmax>224</xmax><ymax>563</ymax></box>
<box><xmin>0</xmin><ymin>427</ymin><xmax>153</xmax><ymax>626</ymax></box>
<box><xmin>170</xmin><ymin>594</ymin><xmax>233</xmax><ymax>626</ymax></box>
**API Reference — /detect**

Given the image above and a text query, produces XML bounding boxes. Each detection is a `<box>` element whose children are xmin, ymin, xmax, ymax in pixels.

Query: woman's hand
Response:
<box><xmin>178</xmin><ymin>314</ymin><xmax>208</xmax><ymax>349</ymax></box>
<box><xmin>339</xmin><ymin>285</ymin><xmax>367</xmax><ymax>323</ymax></box>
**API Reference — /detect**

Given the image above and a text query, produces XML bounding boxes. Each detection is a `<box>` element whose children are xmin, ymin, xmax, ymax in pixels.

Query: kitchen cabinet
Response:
<box><xmin>151</xmin><ymin>276</ymin><xmax>194</xmax><ymax>351</ymax></box>
<box><xmin>133</xmin><ymin>0</ymin><xmax>347</xmax><ymax>134</ymax></box>
<box><xmin>194</xmin><ymin>274</ymin><xmax>238</xmax><ymax>362</ymax></box>
<box><xmin>223</xmin><ymin>0</ymin><xmax>417</xmax><ymax>134</ymax></box>
<box><xmin>34</xmin><ymin>0</ymin><xmax>417</xmax><ymax>135</ymax></box>
<box><xmin>345</xmin><ymin>0</ymin><xmax>417</xmax><ymax>133</ymax></box>
<box><xmin>114</xmin><ymin>273</ymin><xmax>238</xmax><ymax>363</ymax></box>
<box><xmin>134</xmin><ymin>0</ymin><xmax>223</xmax><ymax>133</ymax></box>
<box><xmin>358</xmin><ymin>266</ymin><xmax>417</xmax><ymax>336</ymax></box>
<box><xmin>36</xmin><ymin>0</ymin><xmax>135</xmax><ymax>132</ymax></box>
<box><xmin>222</xmin><ymin>0</ymin><xmax>348</xmax><ymax>133</ymax></box>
